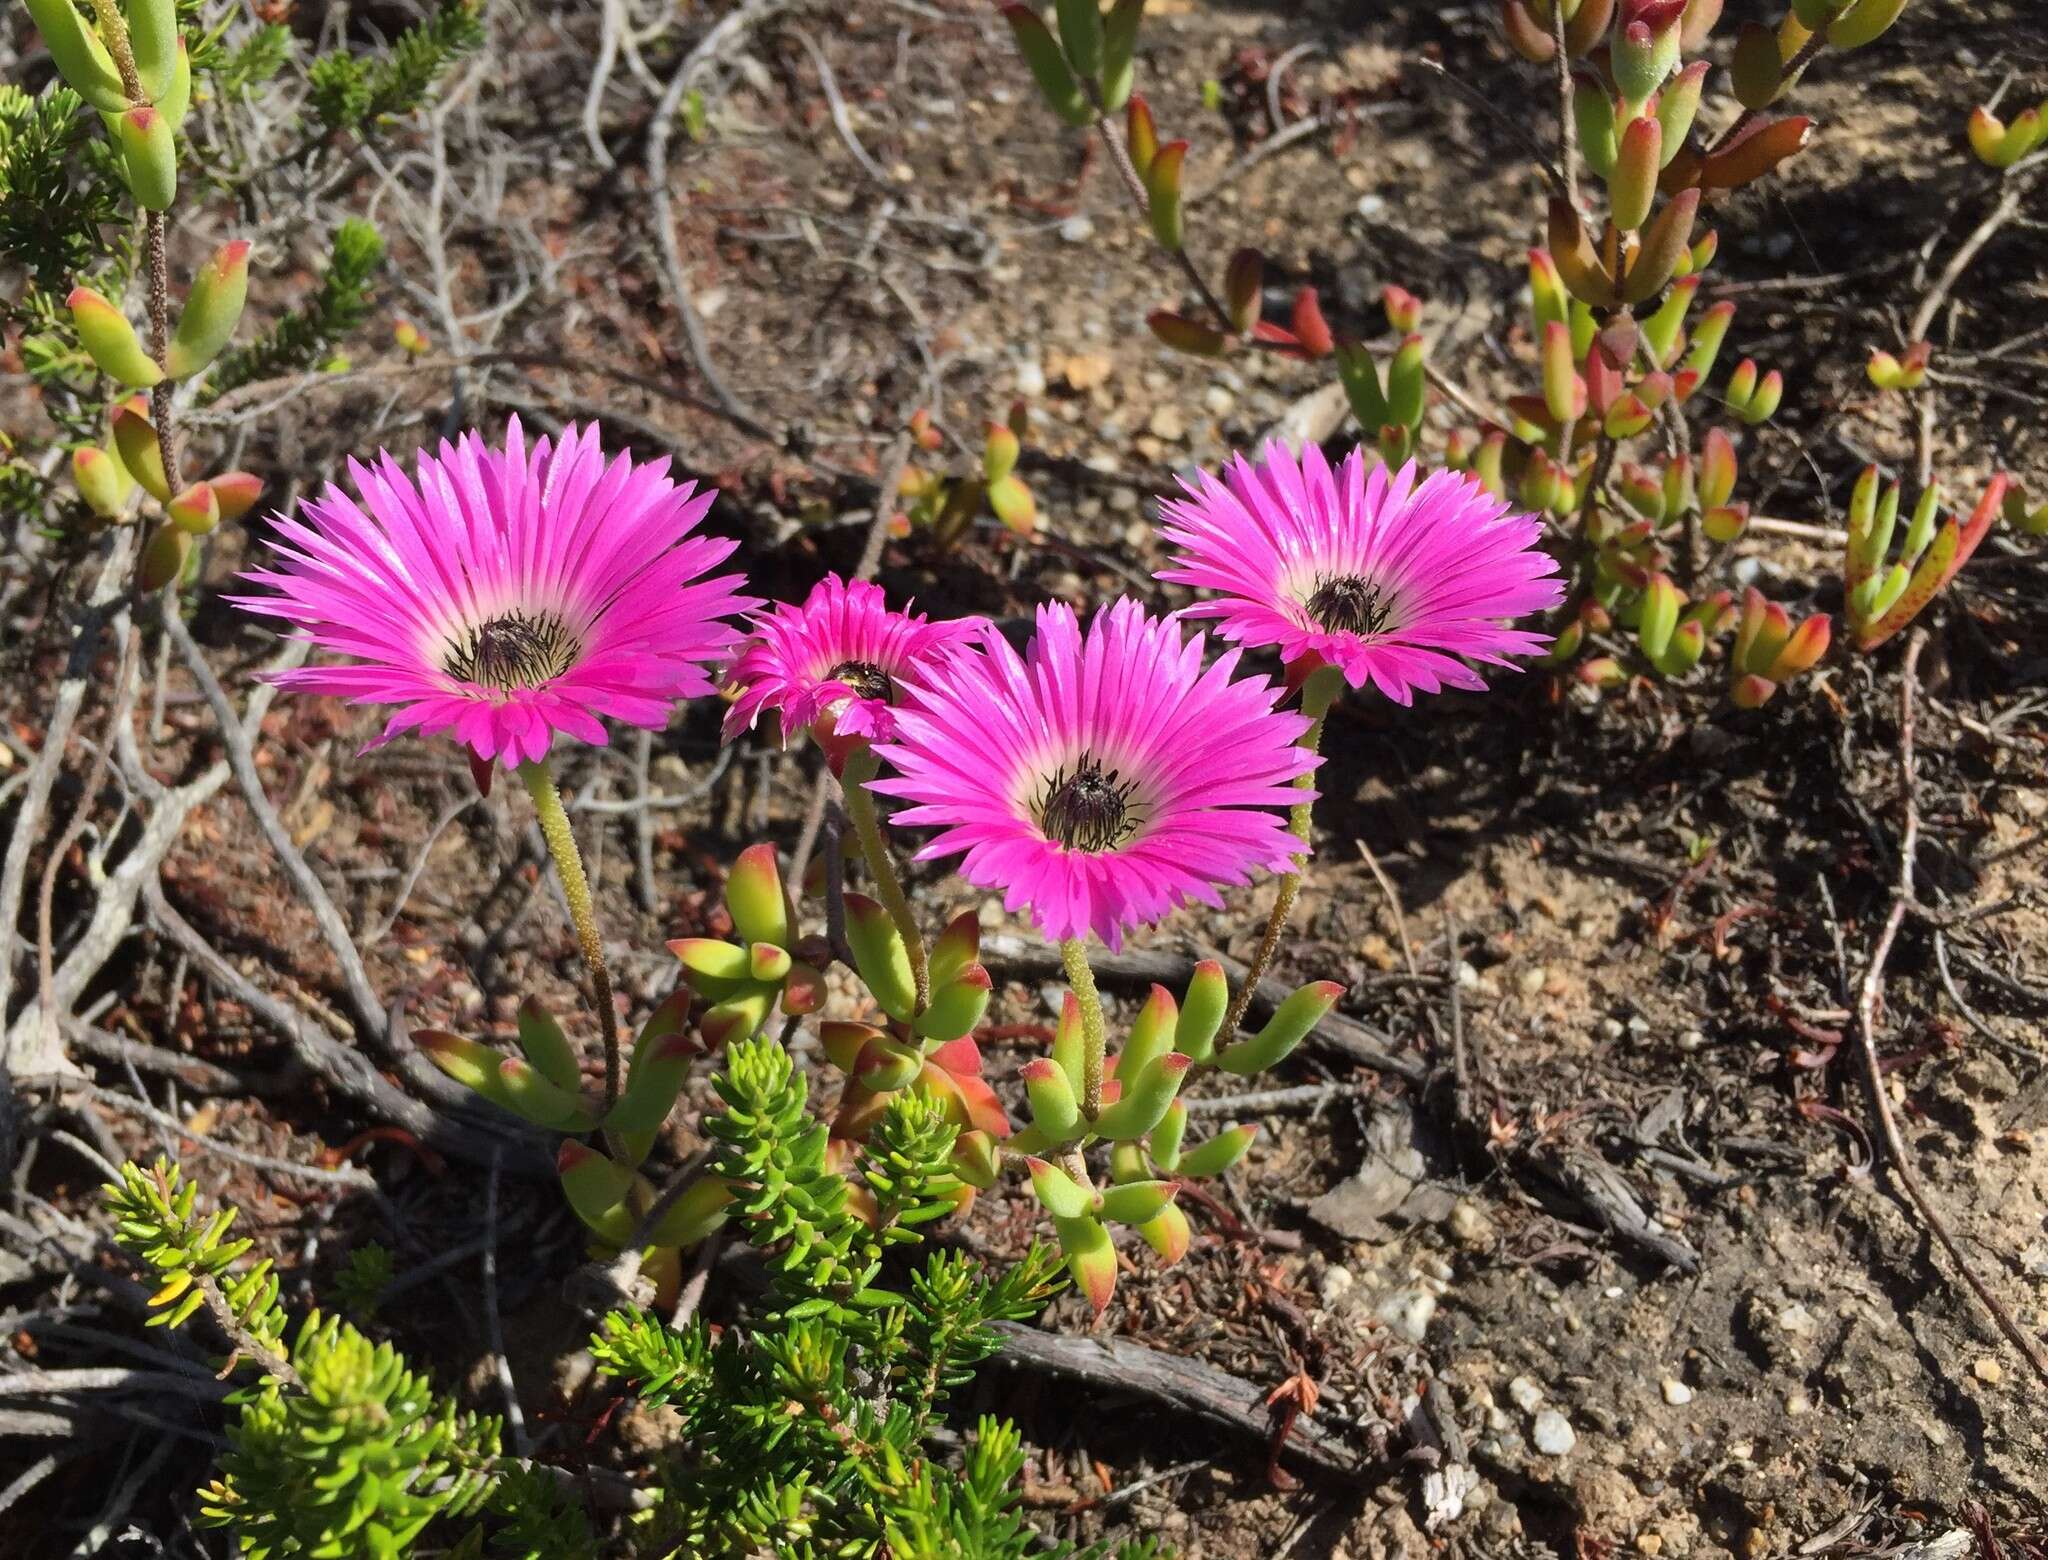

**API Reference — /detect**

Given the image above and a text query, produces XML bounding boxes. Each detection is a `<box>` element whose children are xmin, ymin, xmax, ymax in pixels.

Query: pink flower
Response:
<box><xmin>1156</xmin><ymin>441</ymin><xmax>1564</xmax><ymax>704</ymax></box>
<box><xmin>235</xmin><ymin>418</ymin><xmax>755</xmax><ymax>769</ymax></box>
<box><xmin>872</xmin><ymin>598</ymin><xmax>1317</xmax><ymax>950</ymax></box>
<box><xmin>721</xmin><ymin>575</ymin><xmax>984</xmax><ymax>757</ymax></box>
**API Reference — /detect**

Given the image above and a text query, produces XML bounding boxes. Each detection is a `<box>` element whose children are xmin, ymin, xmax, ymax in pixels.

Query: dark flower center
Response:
<box><xmin>826</xmin><ymin>659</ymin><xmax>894</xmax><ymax>703</ymax></box>
<box><xmin>1037</xmin><ymin>756</ymin><xmax>1142</xmax><ymax>853</ymax></box>
<box><xmin>1305</xmin><ymin>573</ymin><xmax>1394</xmax><ymax>636</ymax></box>
<box><xmin>443</xmin><ymin>611</ymin><xmax>581</xmax><ymax>691</ymax></box>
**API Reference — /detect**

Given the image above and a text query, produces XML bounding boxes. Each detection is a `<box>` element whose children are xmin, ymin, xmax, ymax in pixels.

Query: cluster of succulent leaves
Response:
<box><xmin>897</xmin><ymin>403</ymin><xmax>1041</xmax><ymax>546</ymax></box>
<box><xmin>6</xmin><ymin>0</ymin><xmax>485</xmax><ymax>573</ymax></box>
<box><xmin>1003</xmin><ymin>0</ymin><xmax>2034</xmax><ymax>711</ymax></box>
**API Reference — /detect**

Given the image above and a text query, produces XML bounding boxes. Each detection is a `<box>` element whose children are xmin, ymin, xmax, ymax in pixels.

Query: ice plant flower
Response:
<box><xmin>235</xmin><ymin>417</ymin><xmax>755</xmax><ymax>772</ymax></box>
<box><xmin>722</xmin><ymin>574</ymin><xmax>984</xmax><ymax>763</ymax></box>
<box><xmin>1156</xmin><ymin>441</ymin><xmax>1564</xmax><ymax>704</ymax></box>
<box><xmin>873</xmin><ymin>598</ymin><xmax>1318</xmax><ymax>950</ymax></box>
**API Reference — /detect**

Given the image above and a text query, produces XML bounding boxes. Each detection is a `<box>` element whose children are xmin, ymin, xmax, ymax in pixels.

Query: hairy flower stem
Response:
<box><xmin>520</xmin><ymin>759</ymin><xmax>622</xmax><ymax>1116</ymax></box>
<box><xmin>1060</xmin><ymin>936</ymin><xmax>1107</xmax><ymax>1128</ymax></box>
<box><xmin>1220</xmin><ymin>666</ymin><xmax>1343</xmax><ymax>1042</ymax></box>
<box><xmin>839</xmin><ymin>746</ymin><xmax>930</xmax><ymax>1013</ymax></box>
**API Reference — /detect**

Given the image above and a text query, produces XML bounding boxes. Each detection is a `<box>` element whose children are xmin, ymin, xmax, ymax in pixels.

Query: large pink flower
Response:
<box><xmin>1156</xmin><ymin>441</ymin><xmax>1565</xmax><ymax>704</ymax></box>
<box><xmin>235</xmin><ymin>418</ymin><xmax>755</xmax><ymax>768</ymax></box>
<box><xmin>721</xmin><ymin>575</ymin><xmax>983</xmax><ymax>753</ymax></box>
<box><xmin>872</xmin><ymin>598</ymin><xmax>1317</xmax><ymax>950</ymax></box>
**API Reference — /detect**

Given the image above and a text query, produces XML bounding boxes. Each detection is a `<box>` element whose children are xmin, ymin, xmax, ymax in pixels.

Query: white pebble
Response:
<box><xmin>1532</xmin><ymin>1409</ymin><xmax>1576</xmax><ymax>1456</ymax></box>
<box><xmin>1507</xmin><ymin>1375</ymin><xmax>1545</xmax><ymax>1414</ymax></box>
<box><xmin>1661</xmin><ymin>1377</ymin><xmax>1694</xmax><ymax>1406</ymax></box>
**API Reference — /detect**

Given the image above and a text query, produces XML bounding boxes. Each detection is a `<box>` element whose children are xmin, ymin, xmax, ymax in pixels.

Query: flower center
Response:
<box><xmin>1304</xmin><ymin>573</ymin><xmax>1394</xmax><ymax>636</ymax></box>
<box><xmin>443</xmin><ymin>611</ymin><xmax>581</xmax><ymax>691</ymax></box>
<box><xmin>1036</xmin><ymin>756</ymin><xmax>1142</xmax><ymax>853</ymax></box>
<box><xmin>826</xmin><ymin>659</ymin><xmax>894</xmax><ymax>703</ymax></box>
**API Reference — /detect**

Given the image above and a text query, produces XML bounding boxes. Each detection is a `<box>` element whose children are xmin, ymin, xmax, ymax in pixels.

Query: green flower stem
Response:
<box><xmin>838</xmin><ymin>746</ymin><xmax>929</xmax><ymax>1013</ymax></box>
<box><xmin>1219</xmin><ymin>664</ymin><xmax>1344</xmax><ymax>1043</ymax></box>
<box><xmin>1059</xmin><ymin>936</ymin><xmax>1106</xmax><ymax>1119</ymax></box>
<box><xmin>520</xmin><ymin>759</ymin><xmax>622</xmax><ymax>1114</ymax></box>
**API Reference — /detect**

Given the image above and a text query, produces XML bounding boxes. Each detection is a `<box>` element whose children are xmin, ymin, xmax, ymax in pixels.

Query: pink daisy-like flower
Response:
<box><xmin>235</xmin><ymin>418</ymin><xmax>755</xmax><ymax>770</ymax></box>
<box><xmin>721</xmin><ymin>575</ymin><xmax>984</xmax><ymax>756</ymax></box>
<box><xmin>1156</xmin><ymin>441</ymin><xmax>1565</xmax><ymax>704</ymax></box>
<box><xmin>872</xmin><ymin>598</ymin><xmax>1318</xmax><ymax>950</ymax></box>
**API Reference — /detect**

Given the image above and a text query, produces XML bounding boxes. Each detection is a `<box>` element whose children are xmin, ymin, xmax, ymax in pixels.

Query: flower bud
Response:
<box><xmin>116</xmin><ymin>106</ymin><xmax>177</xmax><ymax>212</ymax></box>
<box><xmin>69</xmin><ymin>288</ymin><xmax>163</xmax><ymax>388</ymax></box>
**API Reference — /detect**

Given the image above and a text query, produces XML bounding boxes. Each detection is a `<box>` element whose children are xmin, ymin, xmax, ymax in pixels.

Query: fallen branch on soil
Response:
<box><xmin>987</xmin><ymin>1322</ymin><xmax>1379</xmax><ymax>1480</ymax></box>
<box><xmin>1857</xmin><ymin>628</ymin><xmax>2048</xmax><ymax>1389</ymax></box>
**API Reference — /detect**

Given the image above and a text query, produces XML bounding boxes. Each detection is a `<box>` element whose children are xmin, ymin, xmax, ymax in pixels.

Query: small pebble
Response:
<box><xmin>1507</xmin><ymin>1375</ymin><xmax>1545</xmax><ymax>1413</ymax></box>
<box><xmin>1598</xmin><ymin>1017</ymin><xmax>1626</xmax><ymax>1041</ymax></box>
<box><xmin>1785</xmin><ymin>1389</ymin><xmax>1811</xmax><ymax>1417</ymax></box>
<box><xmin>1319</xmin><ymin>1264</ymin><xmax>1357</xmax><ymax>1308</ymax></box>
<box><xmin>1014</xmin><ymin>359</ymin><xmax>1047</xmax><ymax>397</ymax></box>
<box><xmin>1677</xmin><ymin>1028</ymin><xmax>1706</xmax><ymax>1052</ymax></box>
<box><xmin>1638</xmin><ymin>1537</ymin><xmax>1663</xmax><ymax>1557</ymax></box>
<box><xmin>1204</xmin><ymin>384</ymin><xmax>1236</xmax><ymax>416</ymax></box>
<box><xmin>1448</xmin><ymin>1199</ymin><xmax>1494</xmax><ymax>1249</ymax></box>
<box><xmin>1455</xmin><ymin>960</ymin><xmax>1480</xmax><ymax>991</ymax></box>
<box><xmin>1518</xmin><ymin>966</ymin><xmax>1547</xmax><ymax>997</ymax></box>
<box><xmin>1974</xmin><ymin>1357</ymin><xmax>2003</xmax><ymax>1385</ymax></box>
<box><xmin>1374</xmin><ymin>1287</ymin><xmax>1437</xmax><ymax>1344</ymax></box>
<box><xmin>1531</xmin><ymin>1409</ymin><xmax>1576</xmax><ymax>1456</ymax></box>
<box><xmin>1057</xmin><ymin>215</ymin><xmax>1096</xmax><ymax>243</ymax></box>
<box><xmin>1661</xmin><ymin>1377</ymin><xmax>1694</xmax><ymax>1406</ymax></box>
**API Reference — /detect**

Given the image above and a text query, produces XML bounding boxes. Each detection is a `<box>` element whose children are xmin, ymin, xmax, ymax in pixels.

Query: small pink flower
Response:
<box><xmin>721</xmin><ymin>575</ymin><xmax>983</xmax><ymax>759</ymax></box>
<box><xmin>873</xmin><ymin>599</ymin><xmax>1317</xmax><ymax>950</ymax></box>
<box><xmin>235</xmin><ymin>418</ymin><xmax>755</xmax><ymax>769</ymax></box>
<box><xmin>1156</xmin><ymin>441</ymin><xmax>1564</xmax><ymax>704</ymax></box>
